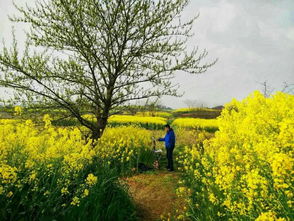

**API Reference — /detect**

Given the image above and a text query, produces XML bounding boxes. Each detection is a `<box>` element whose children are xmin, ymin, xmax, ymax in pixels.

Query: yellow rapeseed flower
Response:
<box><xmin>86</xmin><ymin>174</ymin><xmax>97</xmax><ymax>186</ymax></box>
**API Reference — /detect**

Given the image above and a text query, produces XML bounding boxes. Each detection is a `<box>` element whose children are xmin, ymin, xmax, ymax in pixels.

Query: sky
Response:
<box><xmin>0</xmin><ymin>0</ymin><xmax>294</xmax><ymax>108</ymax></box>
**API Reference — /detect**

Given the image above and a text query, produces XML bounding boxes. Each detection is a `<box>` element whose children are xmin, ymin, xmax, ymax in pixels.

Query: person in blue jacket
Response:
<box><xmin>158</xmin><ymin>124</ymin><xmax>176</xmax><ymax>171</ymax></box>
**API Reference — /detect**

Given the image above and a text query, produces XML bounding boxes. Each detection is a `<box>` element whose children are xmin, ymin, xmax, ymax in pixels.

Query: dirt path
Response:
<box><xmin>125</xmin><ymin>171</ymin><xmax>185</xmax><ymax>221</ymax></box>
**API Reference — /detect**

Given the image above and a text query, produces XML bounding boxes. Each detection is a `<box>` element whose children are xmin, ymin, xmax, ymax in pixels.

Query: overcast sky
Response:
<box><xmin>0</xmin><ymin>0</ymin><xmax>293</xmax><ymax>108</ymax></box>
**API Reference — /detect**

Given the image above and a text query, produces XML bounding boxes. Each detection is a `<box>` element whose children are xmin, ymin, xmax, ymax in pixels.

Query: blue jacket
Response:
<box><xmin>159</xmin><ymin>129</ymin><xmax>176</xmax><ymax>149</ymax></box>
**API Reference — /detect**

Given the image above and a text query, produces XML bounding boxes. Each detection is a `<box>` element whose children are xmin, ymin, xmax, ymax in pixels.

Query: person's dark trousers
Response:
<box><xmin>166</xmin><ymin>147</ymin><xmax>174</xmax><ymax>171</ymax></box>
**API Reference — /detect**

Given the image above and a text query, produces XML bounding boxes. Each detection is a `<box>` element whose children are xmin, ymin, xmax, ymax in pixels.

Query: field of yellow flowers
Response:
<box><xmin>177</xmin><ymin>91</ymin><xmax>294</xmax><ymax>220</ymax></box>
<box><xmin>0</xmin><ymin>91</ymin><xmax>293</xmax><ymax>220</ymax></box>
<box><xmin>173</xmin><ymin>107</ymin><xmax>219</xmax><ymax>113</ymax></box>
<box><xmin>108</xmin><ymin>115</ymin><xmax>167</xmax><ymax>129</ymax></box>
<box><xmin>0</xmin><ymin>115</ymin><xmax>153</xmax><ymax>220</ymax></box>
<box><xmin>172</xmin><ymin>117</ymin><xmax>219</xmax><ymax>132</ymax></box>
<box><xmin>136</xmin><ymin>111</ymin><xmax>173</xmax><ymax>118</ymax></box>
<box><xmin>56</xmin><ymin>114</ymin><xmax>168</xmax><ymax>129</ymax></box>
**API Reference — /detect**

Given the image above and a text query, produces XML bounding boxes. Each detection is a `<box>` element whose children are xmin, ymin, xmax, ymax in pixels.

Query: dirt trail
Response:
<box><xmin>125</xmin><ymin>171</ymin><xmax>184</xmax><ymax>221</ymax></box>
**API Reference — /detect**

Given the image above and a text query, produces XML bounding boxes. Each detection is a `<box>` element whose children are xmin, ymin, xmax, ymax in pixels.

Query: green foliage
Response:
<box><xmin>0</xmin><ymin>164</ymin><xmax>136</xmax><ymax>221</ymax></box>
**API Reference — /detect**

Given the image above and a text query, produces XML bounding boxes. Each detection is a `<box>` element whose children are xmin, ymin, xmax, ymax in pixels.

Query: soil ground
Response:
<box><xmin>125</xmin><ymin>171</ymin><xmax>185</xmax><ymax>221</ymax></box>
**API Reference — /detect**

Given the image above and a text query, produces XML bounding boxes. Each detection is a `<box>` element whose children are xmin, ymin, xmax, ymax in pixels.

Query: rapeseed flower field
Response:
<box><xmin>177</xmin><ymin>91</ymin><xmax>294</xmax><ymax>220</ymax></box>
<box><xmin>0</xmin><ymin>116</ymin><xmax>147</xmax><ymax>220</ymax></box>
<box><xmin>95</xmin><ymin>126</ymin><xmax>152</xmax><ymax>173</ymax></box>
<box><xmin>0</xmin><ymin>91</ymin><xmax>292</xmax><ymax>220</ymax></box>
<box><xmin>136</xmin><ymin>111</ymin><xmax>172</xmax><ymax>118</ymax></box>
<box><xmin>108</xmin><ymin>115</ymin><xmax>167</xmax><ymax>129</ymax></box>
<box><xmin>173</xmin><ymin>107</ymin><xmax>220</xmax><ymax>113</ymax></box>
<box><xmin>172</xmin><ymin>118</ymin><xmax>219</xmax><ymax>132</ymax></box>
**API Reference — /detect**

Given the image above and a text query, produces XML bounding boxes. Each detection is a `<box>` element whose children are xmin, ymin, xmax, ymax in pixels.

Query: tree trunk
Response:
<box><xmin>91</xmin><ymin>115</ymin><xmax>108</xmax><ymax>140</ymax></box>
<box><xmin>91</xmin><ymin>88</ymin><xmax>113</xmax><ymax>140</ymax></box>
<box><xmin>91</xmin><ymin>129</ymin><xmax>101</xmax><ymax>141</ymax></box>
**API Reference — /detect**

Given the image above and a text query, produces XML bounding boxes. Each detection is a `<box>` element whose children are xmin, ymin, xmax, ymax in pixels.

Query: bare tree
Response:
<box><xmin>0</xmin><ymin>0</ymin><xmax>216</xmax><ymax>139</ymax></box>
<box><xmin>281</xmin><ymin>82</ymin><xmax>294</xmax><ymax>94</ymax></box>
<box><xmin>183</xmin><ymin>99</ymin><xmax>198</xmax><ymax>108</ymax></box>
<box><xmin>258</xmin><ymin>81</ymin><xmax>293</xmax><ymax>97</ymax></box>
<box><xmin>258</xmin><ymin>81</ymin><xmax>274</xmax><ymax>97</ymax></box>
